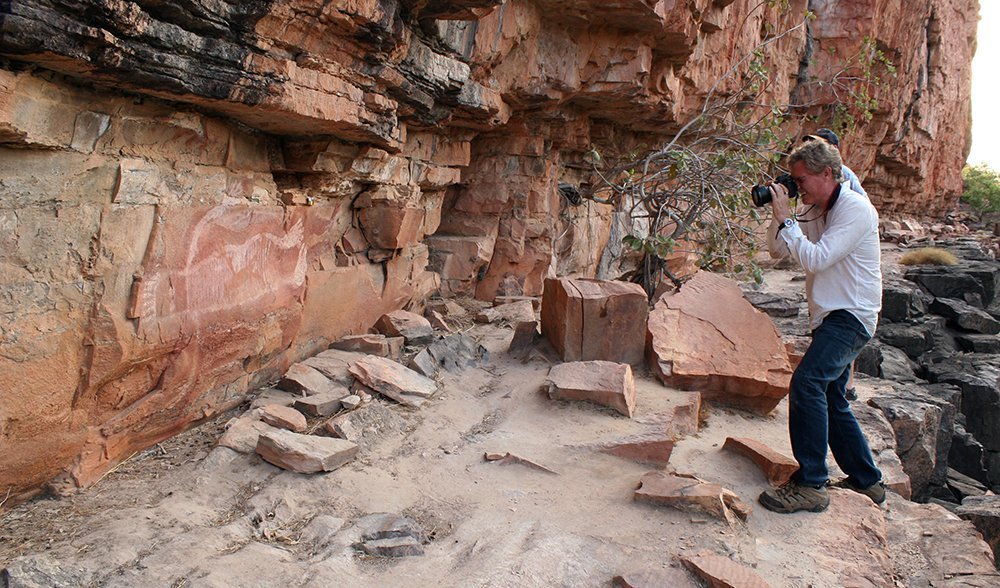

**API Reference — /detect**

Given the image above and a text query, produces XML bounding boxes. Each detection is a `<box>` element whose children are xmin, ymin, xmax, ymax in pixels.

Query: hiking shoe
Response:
<box><xmin>845</xmin><ymin>387</ymin><xmax>858</xmax><ymax>401</ymax></box>
<box><xmin>831</xmin><ymin>478</ymin><xmax>886</xmax><ymax>504</ymax></box>
<box><xmin>758</xmin><ymin>480</ymin><xmax>830</xmax><ymax>514</ymax></box>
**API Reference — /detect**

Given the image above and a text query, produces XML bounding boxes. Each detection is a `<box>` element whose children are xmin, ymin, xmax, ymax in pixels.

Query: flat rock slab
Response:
<box><xmin>255</xmin><ymin>429</ymin><xmax>358</xmax><ymax>474</ymax></box>
<box><xmin>278</xmin><ymin>363</ymin><xmax>336</xmax><ymax>396</ymax></box>
<box><xmin>634</xmin><ymin>471</ymin><xmax>750</xmax><ymax>525</ymax></box>
<box><xmin>409</xmin><ymin>332</ymin><xmax>488</xmax><ymax>377</ymax></box>
<box><xmin>722</xmin><ymin>437</ymin><xmax>798</xmax><ymax>485</ymax></box>
<box><xmin>541</xmin><ymin>277</ymin><xmax>648</xmax><ymax>365</ymax></box>
<box><xmin>547</xmin><ymin>360</ymin><xmax>636</xmax><ymax>418</ymax></box>
<box><xmin>474</xmin><ymin>299</ymin><xmax>535</xmax><ymax>324</ymax></box>
<box><xmin>598</xmin><ymin>434</ymin><xmax>674</xmax><ymax>465</ymax></box>
<box><xmin>886</xmin><ymin>497</ymin><xmax>1000</xmax><ymax>585</ymax></box>
<box><xmin>646</xmin><ymin>271</ymin><xmax>792</xmax><ymax>414</ymax></box>
<box><xmin>375</xmin><ymin>310</ymin><xmax>434</xmax><ymax>344</ymax></box>
<box><xmin>329</xmin><ymin>334</ymin><xmax>403</xmax><ymax>358</ymax></box>
<box><xmin>219</xmin><ymin>411</ymin><xmax>283</xmax><ymax>454</ymax></box>
<box><xmin>260</xmin><ymin>404</ymin><xmax>308</xmax><ymax>433</ymax></box>
<box><xmin>349</xmin><ymin>513</ymin><xmax>426</xmax><ymax>557</ymax></box>
<box><xmin>249</xmin><ymin>387</ymin><xmax>299</xmax><ymax>409</ymax></box>
<box><xmin>680</xmin><ymin>552</ymin><xmax>770</xmax><ymax>588</ymax></box>
<box><xmin>359</xmin><ymin>536</ymin><xmax>424</xmax><ymax>557</ymax></box>
<box><xmin>304</xmin><ymin>349</ymin><xmax>368</xmax><ymax>388</ymax></box>
<box><xmin>293</xmin><ymin>390</ymin><xmax>347</xmax><ymax>417</ymax></box>
<box><xmin>324</xmin><ymin>402</ymin><xmax>408</xmax><ymax>450</ymax></box>
<box><xmin>349</xmin><ymin>355</ymin><xmax>437</xmax><ymax>408</ymax></box>
<box><xmin>929</xmin><ymin>297</ymin><xmax>1000</xmax><ymax>334</ymax></box>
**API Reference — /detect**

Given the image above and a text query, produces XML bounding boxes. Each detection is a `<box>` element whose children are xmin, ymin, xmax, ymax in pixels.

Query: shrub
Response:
<box><xmin>898</xmin><ymin>247</ymin><xmax>958</xmax><ymax>266</ymax></box>
<box><xmin>961</xmin><ymin>164</ymin><xmax>1000</xmax><ymax>213</ymax></box>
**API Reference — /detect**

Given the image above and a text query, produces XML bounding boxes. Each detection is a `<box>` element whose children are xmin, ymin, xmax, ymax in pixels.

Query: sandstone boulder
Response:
<box><xmin>546</xmin><ymin>361</ymin><xmax>636</xmax><ymax>418</ymax></box>
<box><xmin>541</xmin><ymin>278</ymin><xmax>648</xmax><ymax>365</ymax></box>
<box><xmin>646</xmin><ymin>271</ymin><xmax>792</xmax><ymax>414</ymax></box>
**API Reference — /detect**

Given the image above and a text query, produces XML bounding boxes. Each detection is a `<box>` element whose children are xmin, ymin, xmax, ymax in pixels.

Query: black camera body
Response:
<box><xmin>751</xmin><ymin>173</ymin><xmax>798</xmax><ymax>207</ymax></box>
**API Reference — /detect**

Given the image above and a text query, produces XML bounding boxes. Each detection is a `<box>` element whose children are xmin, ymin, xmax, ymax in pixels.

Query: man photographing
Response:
<box><xmin>758</xmin><ymin>139</ymin><xmax>886</xmax><ymax>514</ymax></box>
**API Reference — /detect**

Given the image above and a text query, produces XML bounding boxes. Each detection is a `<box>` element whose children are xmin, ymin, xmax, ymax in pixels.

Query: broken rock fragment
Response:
<box><xmin>474</xmin><ymin>299</ymin><xmax>535</xmax><ymax>324</ymax></box>
<box><xmin>349</xmin><ymin>355</ymin><xmax>437</xmax><ymax>408</ymax></box>
<box><xmin>219</xmin><ymin>411</ymin><xmax>283</xmax><ymax>454</ymax></box>
<box><xmin>722</xmin><ymin>437</ymin><xmax>798</xmax><ymax>485</ymax></box>
<box><xmin>483</xmin><ymin>452</ymin><xmax>558</xmax><ymax>475</ymax></box>
<box><xmin>634</xmin><ymin>471</ymin><xmax>751</xmax><ymax>524</ymax></box>
<box><xmin>680</xmin><ymin>551</ymin><xmax>770</xmax><ymax>588</ymax></box>
<box><xmin>255</xmin><ymin>429</ymin><xmax>358</xmax><ymax>474</ymax></box>
<box><xmin>329</xmin><ymin>334</ymin><xmax>404</xmax><ymax>358</ymax></box>
<box><xmin>541</xmin><ymin>278</ymin><xmax>648</xmax><ymax>365</ymax></box>
<box><xmin>293</xmin><ymin>390</ymin><xmax>347</xmax><ymax>417</ymax></box>
<box><xmin>260</xmin><ymin>405</ymin><xmax>308</xmax><ymax>433</ymax></box>
<box><xmin>546</xmin><ymin>360</ymin><xmax>636</xmax><ymax>418</ymax></box>
<box><xmin>324</xmin><ymin>402</ymin><xmax>408</xmax><ymax>450</ymax></box>
<box><xmin>375</xmin><ymin>310</ymin><xmax>434</xmax><ymax>344</ymax></box>
<box><xmin>352</xmin><ymin>513</ymin><xmax>426</xmax><ymax>557</ymax></box>
<box><xmin>612</xmin><ymin>568</ymin><xmax>700</xmax><ymax>587</ymax></box>
<box><xmin>646</xmin><ymin>271</ymin><xmax>792</xmax><ymax>414</ymax></box>
<box><xmin>304</xmin><ymin>349</ymin><xmax>368</xmax><ymax>388</ymax></box>
<box><xmin>408</xmin><ymin>332</ymin><xmax>488</xmax><ymax>377</ymax></box>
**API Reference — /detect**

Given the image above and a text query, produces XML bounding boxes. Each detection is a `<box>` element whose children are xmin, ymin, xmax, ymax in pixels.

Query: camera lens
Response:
<box><xmin>751</xmin><ymin>185</ymin><xmax>772</xmax><ymax>207</ymax></box>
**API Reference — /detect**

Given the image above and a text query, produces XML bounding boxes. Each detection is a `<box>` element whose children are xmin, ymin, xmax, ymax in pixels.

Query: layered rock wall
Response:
<box><xmin>0</xmin><ymin>0</ymin><xmax>977</xmax><ymax>501</ymax></box>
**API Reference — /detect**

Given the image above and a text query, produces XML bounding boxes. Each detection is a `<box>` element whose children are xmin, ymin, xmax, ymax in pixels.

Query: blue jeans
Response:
<box><xmin>789</xmin><ymin>310</ymin><xmax>882</xmax><ymax>488</ymax></box>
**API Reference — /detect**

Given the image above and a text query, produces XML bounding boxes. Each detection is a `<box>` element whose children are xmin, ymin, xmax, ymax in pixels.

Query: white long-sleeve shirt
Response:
<box><xmin>767</xmin><ymin>186</ymin><xmax>882</xmax><ymax>336</ymax></box>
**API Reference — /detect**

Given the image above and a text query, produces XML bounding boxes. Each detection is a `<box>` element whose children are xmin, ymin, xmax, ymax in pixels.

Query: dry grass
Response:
<box><xmin>898</xmin><ymin>247</ymin><xmax>958</xmax><ymax>266</ymax></box>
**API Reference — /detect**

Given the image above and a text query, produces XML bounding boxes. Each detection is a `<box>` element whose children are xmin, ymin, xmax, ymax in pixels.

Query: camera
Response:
<box><xmin>751</xmin><ymin>173</ymin><xmax>798</xmax><ymax>207</ymax></box>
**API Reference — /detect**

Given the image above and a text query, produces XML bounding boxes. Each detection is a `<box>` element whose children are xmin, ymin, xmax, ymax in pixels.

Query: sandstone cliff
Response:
<box><xmin>0</xmin><ymin>0</ymin><xmax>977</xmax><ymax>501</ymax></box>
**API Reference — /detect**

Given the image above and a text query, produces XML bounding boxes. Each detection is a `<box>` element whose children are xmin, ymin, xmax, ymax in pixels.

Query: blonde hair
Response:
<box><xmin>789</xmin><ymin>140</ymin><xmax>844</xmax><ymax>183</ymax></box>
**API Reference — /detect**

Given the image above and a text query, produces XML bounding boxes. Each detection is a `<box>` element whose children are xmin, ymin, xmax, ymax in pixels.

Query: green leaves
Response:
<box><xmin>962</xmin><ymin>164</ymin><xmax>1000</xmax><ymax>213</ymax></box>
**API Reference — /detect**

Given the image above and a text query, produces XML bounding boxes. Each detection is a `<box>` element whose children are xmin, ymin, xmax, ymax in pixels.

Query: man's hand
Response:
<box><xmin>769</xmin><ymin>182</ymin><xmax>792</xmax><ymax>223</ymax></box>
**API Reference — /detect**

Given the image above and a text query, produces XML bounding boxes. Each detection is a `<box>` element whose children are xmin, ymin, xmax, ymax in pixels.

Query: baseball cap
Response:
<box><xmin>802</xmin><ymin>128</ymin><xmax>840</xmax><ymax>147</ymax></box>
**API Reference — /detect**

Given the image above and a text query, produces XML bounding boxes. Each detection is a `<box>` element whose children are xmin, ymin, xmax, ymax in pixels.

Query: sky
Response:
<box><xmin>968</xmin><ymin>2</ymin><xmax>1000</xmax><ymax>169</ymax></box>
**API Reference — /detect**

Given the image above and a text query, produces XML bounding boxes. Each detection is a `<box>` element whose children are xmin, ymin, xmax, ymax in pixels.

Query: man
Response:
<box><xmin>758</xmin><ymin>139</ymin><xmax>885</xmax><ymax>514</ymax></box>
<box><xmin>803</xmin><ymin>128</ymin><xmax>867</xmax><ymax>401</ymax></box>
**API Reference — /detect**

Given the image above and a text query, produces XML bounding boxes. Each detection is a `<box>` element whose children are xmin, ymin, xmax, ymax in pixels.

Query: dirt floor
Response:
<box><xmin>0</xmin><ymin>243</ymin><xmax>994</xmax><ymax>587</ymax></box>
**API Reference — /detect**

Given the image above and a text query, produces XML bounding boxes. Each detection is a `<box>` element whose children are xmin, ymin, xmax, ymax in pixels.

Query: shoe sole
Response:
<box><xmin>758</xmin><ymin>494</ymin><xmax>830</xmax><ymax>514</ymax></box>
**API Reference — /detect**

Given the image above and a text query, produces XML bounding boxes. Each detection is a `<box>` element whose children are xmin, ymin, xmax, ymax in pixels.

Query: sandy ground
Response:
<box><xmin>0</xmin><ymin>244</ymin><xmax>988</xmax><ymax>587</ymax></box>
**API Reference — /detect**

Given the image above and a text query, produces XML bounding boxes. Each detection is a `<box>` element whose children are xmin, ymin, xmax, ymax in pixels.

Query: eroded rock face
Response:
<box><xmin>0</xmin><ymin>0</ymin><xmax>977</xmax><ymax>500</ymax></box>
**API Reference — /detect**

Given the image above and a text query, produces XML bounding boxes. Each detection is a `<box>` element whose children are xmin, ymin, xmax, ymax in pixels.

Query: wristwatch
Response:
<box><xmin>777</xmin><ymin>217</ymin><xmax>795</xmax><ymax>233</ymax></box>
